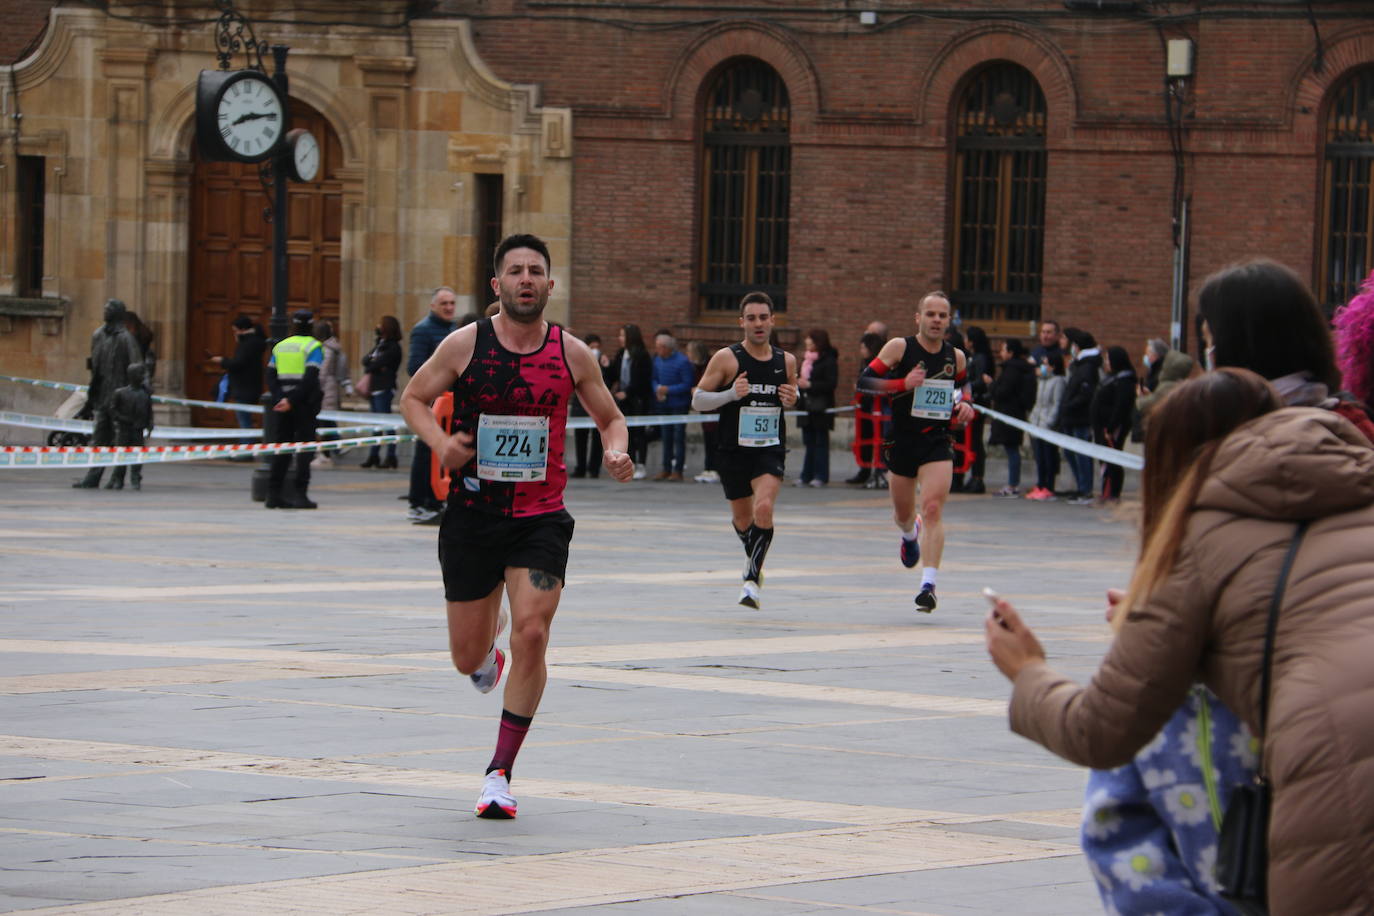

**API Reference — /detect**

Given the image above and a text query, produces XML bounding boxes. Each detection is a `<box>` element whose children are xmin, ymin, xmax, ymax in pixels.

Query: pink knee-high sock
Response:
<box><xmin>487</xmin><ymin>709</ymin><xmax>533</xmax><ymax>778</ymax></box>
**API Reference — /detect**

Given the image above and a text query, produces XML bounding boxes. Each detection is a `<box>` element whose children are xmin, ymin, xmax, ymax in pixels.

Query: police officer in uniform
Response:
<box><xmin>692</xmin><ymin>292</ymin><xmax>799</xmax><ymax>609</ymax></box>
<box><xmin>859</xmin><ymin>292</ymin><xmax>975</xmax><ymax>612</ymax></box>
<box><xmin>265</xmin><ymin>309</ymin><xmax>324</xmax><ymax>509</ymax></box>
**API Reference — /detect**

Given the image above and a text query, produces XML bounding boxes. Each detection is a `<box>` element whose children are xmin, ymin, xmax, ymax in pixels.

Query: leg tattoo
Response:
<box><xmin>528</xmin><ymin>569</ymin><xmax>560</xmax><ymax>591</ymax></box>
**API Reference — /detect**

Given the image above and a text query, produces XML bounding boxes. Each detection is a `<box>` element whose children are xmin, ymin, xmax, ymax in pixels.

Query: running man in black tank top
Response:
<box><xmin>401</xmin><ymin>234</ymin><xmax>634</xmax><ymax>820</ymax></box>
<box><xmin>691</xmin><ymin>292</ymin><xmax>799</xmax><ymax>609</ymax></box>
<box><xmin>858</xmin><ymin>292</ymin><xmax>974</xmax><ymax>613</ymax></box>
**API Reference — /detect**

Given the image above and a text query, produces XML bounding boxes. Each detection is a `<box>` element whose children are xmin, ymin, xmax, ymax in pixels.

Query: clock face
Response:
<box><xmin>291</xmin><ymin>131</ymin><xmax>320</xmax><ymax>182</ymax></box>
<box><xmin>215</xmin><ymin>74</ymin><xmax>284</xmax><ymax>160</ymax></box>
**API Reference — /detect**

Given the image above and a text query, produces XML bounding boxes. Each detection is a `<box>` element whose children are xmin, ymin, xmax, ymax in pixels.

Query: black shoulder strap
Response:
<box><xmin>1257</xmin><ymin>520</ymin><xmax>1310</xmax><ymax>767</ymax></box>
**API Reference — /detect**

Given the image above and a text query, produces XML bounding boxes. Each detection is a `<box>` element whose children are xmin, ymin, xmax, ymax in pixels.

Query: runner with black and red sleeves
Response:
<box><xmin>858</xmin><ymin>292</ymin><xmax>975</xmax><ymax>613</ymax></box>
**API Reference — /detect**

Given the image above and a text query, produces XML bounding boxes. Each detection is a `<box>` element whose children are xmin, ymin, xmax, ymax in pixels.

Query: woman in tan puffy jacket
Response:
<box><xmin>985</xmin><ymin>368</ymin><xmax>1374</xmax><ymax>915</ymax></box>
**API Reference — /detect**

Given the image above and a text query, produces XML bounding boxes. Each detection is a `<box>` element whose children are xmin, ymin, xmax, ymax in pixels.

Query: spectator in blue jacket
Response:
<box><xmin>405</xmin><ymin>286</ymin><xmax>457</xmax><ymax>522</ymax></box>
<box><xmin>652</xmin><ymin>331</ymin><xmax>695</xmax><ymax>480</ymax></box>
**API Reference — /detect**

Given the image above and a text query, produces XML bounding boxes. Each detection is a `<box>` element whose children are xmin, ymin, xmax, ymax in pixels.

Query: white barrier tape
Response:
<box><xmin>0</xmin><ymin>374</ymin><xmax>85</xmax><ymax>393</ymax></box>
<box><xmin>0</xmin><ymin>375</ymin><xmax>407</xmax><ymax>426</ymax></box>
<box><xmin>2</xmin><ymin>403</ymin><xmax>846</xmax><ymax>469</ymax></box>
<box><xmin>153</xmin><ymin>395</ymin><xmax>403</xmax><ymax>428</ymax></box>
<box><xmin>140</xmin><ymin>397</ymin><xmax>406</xmax><ymax>428</ymax></box>
<box><xmin>970</xmin><ymin>404</ymin><xmax>1144</xmax><ymax>470</ymax></box>
<box><xmin>609</xmin><ymin>405</ymin><xmax>851</xmax><ymax>430</ymax></box>
<box><xmin>0</xmin><ymin>434</ymin><xmax>412</xmax><ymax>469</ymax></box>
<box><xmin>0</xmin><ymin>411</ymin><xmax>400</xmax><ymax>441</ymax></box>
<box><xmin>4</xmin><ymin>374</ymin><xmax>853</xmax><ymax>435</ymax></box>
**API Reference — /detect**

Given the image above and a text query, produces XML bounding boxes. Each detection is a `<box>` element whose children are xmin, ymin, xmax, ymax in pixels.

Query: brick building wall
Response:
<box><xmin>446</xmin><ymin>1</ymin><xmax>1374</xmax><ymax>387</ymax></box>
<box><xmin>0</xmin><ymin>0</ymin><xmax>54</xmax><ymax>62</ymax></box>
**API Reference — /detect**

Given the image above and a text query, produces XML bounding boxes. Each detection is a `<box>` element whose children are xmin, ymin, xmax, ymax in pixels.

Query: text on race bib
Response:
<box><xmin>911</xmin><ymin>379</ymin><xmax>955</xmax><ymax>421</ymax></box>
<box><xmin>477</xmin><ymin>414</ymin><xmax>549</xmax><ymax>481</ymax></box>
<box><xmin>738</xmin><ymin>405</ymin><xmax>781</xmax><ymax>447</ymax></box>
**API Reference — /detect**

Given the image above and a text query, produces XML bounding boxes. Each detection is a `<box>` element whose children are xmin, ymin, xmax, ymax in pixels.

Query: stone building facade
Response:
<box><xmin>0</xmin><ymin>1</ymin><xmax>572</xmax><ymax>423</ymax></box>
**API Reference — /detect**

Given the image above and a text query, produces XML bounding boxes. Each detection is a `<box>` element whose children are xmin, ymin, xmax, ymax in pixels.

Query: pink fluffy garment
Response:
<box><xmin>1334</xmin><ymin>271</ymin><xmax>1374</xmax><ymax>405</ymax></box>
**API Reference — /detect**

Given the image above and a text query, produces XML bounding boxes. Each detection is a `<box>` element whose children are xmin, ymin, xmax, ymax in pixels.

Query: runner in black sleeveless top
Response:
<box><xmin>858</xmin><ymin>293</ymin><xmax>973</xmax><ymax>613</ymax></box>
<box><xmin>447</xmin><ymin>316</ymin><xmax>572</xmax><ymax>519</ymax></box>
<box><xmin>887</xmin><ymin>337</ymin><xmax>960</xmax><ymax>441</ymax></box>
<box><xmin>717</xmin><ymin>342</ymin><xmax>788</xmax><ymax>461</ymax></box>
<box><xmin>691</xmin><ymin>292</ymin><xmax>799</xmax><ymax>609</ymax></box>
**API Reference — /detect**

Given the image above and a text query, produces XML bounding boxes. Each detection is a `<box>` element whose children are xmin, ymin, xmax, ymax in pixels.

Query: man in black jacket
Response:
<box><xmin>1054</xmin><ymin>327</ymin><xmax>1103</xmax><ymax>504</ymax></box>
<box><xmin>211</xmin><ymin>314</ymin><xmax>266</xmax><ymax>456</ymax></box>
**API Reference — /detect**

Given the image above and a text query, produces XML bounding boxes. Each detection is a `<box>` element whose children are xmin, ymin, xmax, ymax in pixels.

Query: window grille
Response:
<box><xmin>950</xmin><ymin>64</ymin><xmax>1047</xmax><ymax>334</ymax></box>
<box><xmin>698</xmin><ymin>58</ymin><xmax>790</xmax><ymax>313</ymax></box>
<box><xmin>1319</xmin><ymin>67</ymin><xmax>1374</xmax><ymax>313</ymax></box>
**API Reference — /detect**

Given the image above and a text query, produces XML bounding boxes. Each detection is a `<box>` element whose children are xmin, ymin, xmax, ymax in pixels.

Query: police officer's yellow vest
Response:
<box><xmin>272</xmin><ymin>335</ymin><xmax>322</xmax><ymax>379</ymax></box>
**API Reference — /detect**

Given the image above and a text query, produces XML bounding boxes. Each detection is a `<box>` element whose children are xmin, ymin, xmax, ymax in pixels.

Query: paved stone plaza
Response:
<box><xmin>0</xmin><ymin>451</ymin><xmax>1138</xmax><ymax>914</ymax></box>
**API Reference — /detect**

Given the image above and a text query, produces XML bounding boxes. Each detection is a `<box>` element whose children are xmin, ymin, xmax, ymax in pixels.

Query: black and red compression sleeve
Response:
<box><xmin>857</xmin><ymin>357</ymin><xmax>908</xmax><ymax>395</ymax></box>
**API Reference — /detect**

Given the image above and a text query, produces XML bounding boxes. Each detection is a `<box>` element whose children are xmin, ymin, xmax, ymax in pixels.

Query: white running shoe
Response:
<box><xmin>475</xmin><ymin>768</ymin><xmax>517</xmax><ymax>819</ymax></box>
<box><xmin>738</xmin><ymin>579</ymin><xmax>761</xmax><ymax>609</ymax></box>
<box><xmin>632</xmin><ymin>467</ymin><xmax>647</xmax><ymax>480</ymax></box>
<box><xmin>694</xmin><ymin>469</ymin><xmax>720</xmax><ymax>483</ymax></box>
<box><xmin>469</xmin><ymin>607</ymin><xmax>510</xmax><ymax>694</ymax></box>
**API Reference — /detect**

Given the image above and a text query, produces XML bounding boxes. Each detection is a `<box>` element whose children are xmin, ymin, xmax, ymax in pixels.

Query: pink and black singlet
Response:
<box><xmin>449</xmin><ymin>318</ymin><xmax>574</xmax><ymax>518</ymax></box>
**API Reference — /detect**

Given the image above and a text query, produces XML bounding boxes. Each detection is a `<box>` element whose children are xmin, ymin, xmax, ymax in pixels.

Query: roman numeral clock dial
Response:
<box><xmin>195</xmin><ymin>69</ymin><xmax>286</xmax><ymax>164</ymax></box>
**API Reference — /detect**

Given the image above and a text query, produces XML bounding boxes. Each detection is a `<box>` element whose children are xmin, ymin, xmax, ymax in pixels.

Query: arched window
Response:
<box><xmin>950</xmin><ymin>63</ymin><xmax>1047</xmax><ymax>334</ymax></box>
<box><xmin>1318</xmin><ymin>66</ymin><xmax>1374</xmax><ymax>312</ymax></box>
<box><xmin>698</xmin><ymin>58</ymin><xmax>790</xmax><ymax>313</ymax></box>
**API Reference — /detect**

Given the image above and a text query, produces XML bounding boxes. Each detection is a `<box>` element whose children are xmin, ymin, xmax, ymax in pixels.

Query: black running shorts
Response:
<box><xmin>716</xmin><ymin>449</ymin><xmax>785</xmax><ymax>501</ymax></box>
<box><xmin>882</xmin><ymin>432</ymin><xmax>953</xmax><ymax>478</ymax></box>
<box><xmin>438</xmin><ymin>505</ymin><xmax>575</xmax><ymax>602</ymax></box>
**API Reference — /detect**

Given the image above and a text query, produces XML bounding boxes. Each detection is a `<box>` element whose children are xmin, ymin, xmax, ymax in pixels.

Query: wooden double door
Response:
<box><xmin>184</xmin><ymin>101</ymin><xmax>343</xmax><ymax>425</ymax></box>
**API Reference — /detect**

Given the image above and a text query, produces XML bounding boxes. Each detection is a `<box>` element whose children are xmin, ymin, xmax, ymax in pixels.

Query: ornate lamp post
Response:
<box><xmin>194</xmin><ymin>0</ymin><xmax>319</xmax><ymax>498</ymax></box>
<box><xmin>195</xmin><ymin>0</ymin><xmax>317</xmax><ymax>343</ymax></box>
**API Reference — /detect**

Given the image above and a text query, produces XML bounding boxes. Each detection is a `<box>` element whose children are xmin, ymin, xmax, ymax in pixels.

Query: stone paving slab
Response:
<box><xmin>0</xmin><ymin>453</ymin><xmax>1138</xmax><ymax>914</ymax></box>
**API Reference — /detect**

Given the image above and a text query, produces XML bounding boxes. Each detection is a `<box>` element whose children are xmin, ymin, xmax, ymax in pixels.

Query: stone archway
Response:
<box><xmin>184</xmin><ymin>99</ymin><xmax>343</xmax><ymax>423</ymax></box>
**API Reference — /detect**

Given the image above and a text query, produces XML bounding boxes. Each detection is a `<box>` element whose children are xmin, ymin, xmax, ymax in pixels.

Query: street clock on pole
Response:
<box><xmin>196</xmin><ymin>68</ymin><xmax>285</xmax><ymax>163</ymax></box>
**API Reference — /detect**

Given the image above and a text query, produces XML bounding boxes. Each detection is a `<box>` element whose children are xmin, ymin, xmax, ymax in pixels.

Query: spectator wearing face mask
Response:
<box><xmin>1140</xmin><ymin>338</ymin><xmax>1169</xmax><ymax>393</ymax></box>
<box><xmin>1024</xmin><ymin>348</ymin><xmax>1067</xmax><ymax>501</ymax></box>
<box><xmin>1135</xmin><ymin>348</ymin><xmax>1200</xmax><ymax>433</ymax></box>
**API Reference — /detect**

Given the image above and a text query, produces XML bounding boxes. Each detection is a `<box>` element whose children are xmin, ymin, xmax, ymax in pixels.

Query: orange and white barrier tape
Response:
<box><xmin>0</xmin><ymin>434</ymin><xmax>410</xmax><ymax>469</ymax></box>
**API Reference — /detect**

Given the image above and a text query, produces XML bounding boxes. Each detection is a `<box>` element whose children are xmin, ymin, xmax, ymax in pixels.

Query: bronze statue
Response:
<box><xmin>73</xmin><ymin>299</ymin><xmax>145</xmax><ymax>489</ymax></box>
<box><xmin>104</xmin><ymin>363</ymin><xmax>154</xmax><ymax>491</ymax></box>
